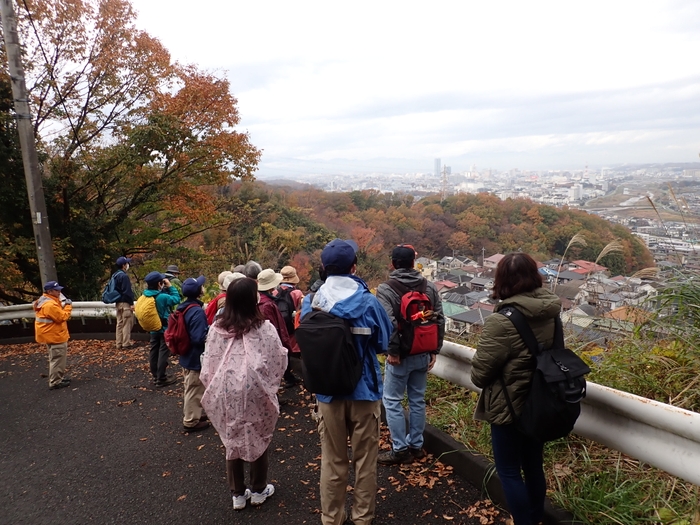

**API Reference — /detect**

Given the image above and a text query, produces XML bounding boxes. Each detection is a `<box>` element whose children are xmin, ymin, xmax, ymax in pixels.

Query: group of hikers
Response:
<box><xmin>32</xmin><ymin>240</ymin><xmax>566</xmax><ymax>525</ymax></box>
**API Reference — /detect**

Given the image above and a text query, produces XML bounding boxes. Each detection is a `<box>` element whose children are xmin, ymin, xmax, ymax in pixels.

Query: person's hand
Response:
<box><xmin>427</xmin><ymin>353</ymin><xmax>437</xmax><ymax>371</ymax></box>
<box><xmin>64</xmin><ymin>298</ymin><xmax>72</xmax><ymax>306</ymax></box>
<box><xmin>162</xmin><ymin>278</ymin><xmax>171</xmax><ymax>287</ymax></box>
<box><xmin>387</xmin><ymin>354</ymin><xmax>401</xmax><ymax>366</ymax></box>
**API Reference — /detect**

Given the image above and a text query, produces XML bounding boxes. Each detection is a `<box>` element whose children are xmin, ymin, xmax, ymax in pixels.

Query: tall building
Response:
<box><xmin>434</xmin><ymin>158</ymin><xmax>441</xmax><ymax>178</ymax></box>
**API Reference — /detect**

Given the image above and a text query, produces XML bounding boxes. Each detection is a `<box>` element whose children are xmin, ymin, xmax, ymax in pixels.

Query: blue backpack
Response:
<box><xmin>102</xmin><ymin>271</ymin><xmax>122</xmax><ymax>304</ymax></box>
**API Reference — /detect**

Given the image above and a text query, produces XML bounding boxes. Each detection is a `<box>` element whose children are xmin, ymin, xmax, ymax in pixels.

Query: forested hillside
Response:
<box><xmin>0</xmin><ymin>0</ymin><xmax>652</xmax><ymax>303</ymax></box>
<box><xmin>194</xmin><ymin>181</ymin><xmax>654</xmax><ymax>290</ymax></box>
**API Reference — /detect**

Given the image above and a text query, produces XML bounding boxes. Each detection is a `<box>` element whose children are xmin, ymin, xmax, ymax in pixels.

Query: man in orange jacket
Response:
<box><xmin>33</xmin><ymin>281</ymin><xmax>73</xmax><ymax>390</ymax></box>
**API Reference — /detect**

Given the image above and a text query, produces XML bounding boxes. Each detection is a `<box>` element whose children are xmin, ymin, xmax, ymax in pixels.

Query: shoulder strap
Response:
<box><xmin>553</xmin><ymin>316</ymin><xmax>565</xmax><ymax>349</ymax></box>
<box><xmin>386</xmin><ymin>279</ymin><xmax>409</xmax><ymax>297</ymax></box>
<box><xmin>182</xmin><ymin>303</ymin><xmax>198</xmax><ymax>315</ymax></box>
<box><xmin>498</xmin><ymin>306</ymin><xmax>541</xmax><ymax>356</ymax></box>
<box><xmin>386</xmin><ymin>277</ymin><xmax>428</xmax><ymax>296</ymax></box>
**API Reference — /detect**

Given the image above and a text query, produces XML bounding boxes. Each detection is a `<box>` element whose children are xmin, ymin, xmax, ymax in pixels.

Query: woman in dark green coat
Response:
<box><xmin>471</xmin><ymin>253</ymin><xmax>561</xmax><ymax>525</ymax></box>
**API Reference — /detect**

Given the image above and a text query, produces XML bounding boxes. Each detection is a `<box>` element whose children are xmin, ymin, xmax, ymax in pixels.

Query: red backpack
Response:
<box><xmin>165</xmin><ymin>304</ymin><xmax>198</xmax><ymax>356</ymax></box>
<box><xmin>386</xmin><ymin>279</ymin><xmax>439</xmax><ymax>355</ymax></box>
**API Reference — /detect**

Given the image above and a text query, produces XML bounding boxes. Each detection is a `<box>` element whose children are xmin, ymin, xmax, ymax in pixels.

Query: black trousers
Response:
<box><xmin>226</xmin><ymin>449</ymin><xmax>269</xmax><ymax>496</ymax></box>
<box><xmin>148</xmin><ymin>331</ymin><xmax>170</xmax><ymax>381</ymax></box>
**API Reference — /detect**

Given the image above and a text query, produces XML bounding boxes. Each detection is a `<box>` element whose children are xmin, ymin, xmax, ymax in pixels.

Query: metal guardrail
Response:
<box><xmin>433</xmin><ymin>341</ymin><xmax>700</xmax><ymax>486</ymax></box>
<box><xmin>0</xmin><ymin>301</ymin><xmax>116</xmax><ymax>322</ymax></box>
<box><xmin>2</xmin><ymin>303</ymin><xmax>699</xmax><ymax>486</ymax></box>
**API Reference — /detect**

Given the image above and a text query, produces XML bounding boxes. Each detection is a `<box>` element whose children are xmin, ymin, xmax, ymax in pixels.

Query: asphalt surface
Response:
<box><xmin>0</xmin><ymin>340</ymin><xmax>507</xmax><ymax>525</ymax></box>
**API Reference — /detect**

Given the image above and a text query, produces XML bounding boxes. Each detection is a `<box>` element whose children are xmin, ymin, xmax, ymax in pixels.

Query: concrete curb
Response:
<box><xmin>422</xmin><ymin>423</ymin><xmax>583</xmax><ymax>525</ymax></box>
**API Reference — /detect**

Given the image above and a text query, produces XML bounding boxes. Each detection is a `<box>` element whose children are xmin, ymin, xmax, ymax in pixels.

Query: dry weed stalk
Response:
<box><xmin>552</xmin><ymin>231</ymin><xmax>587</xmax><ymax>293</ymax></box>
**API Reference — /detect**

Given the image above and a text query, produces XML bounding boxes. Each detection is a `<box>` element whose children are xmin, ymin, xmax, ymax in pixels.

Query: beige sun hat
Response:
<box><xmin>222</xmin><ymin>272</ymin><xmax>245</xmax><ymax>291</ymax></box>
<box><xmin>280</xmin><ymin>265</ymin><xmax>300</xmax><ymax>284</ymax></box>
<box><xmin>217</xmin><ymin>271</ymin><xmax>233</xmax><ymax>291</ymax></box>
<box><xmin>257</xmin><ymin>268</ymin><xmax>283</xmax><ymax>291</ymax></box>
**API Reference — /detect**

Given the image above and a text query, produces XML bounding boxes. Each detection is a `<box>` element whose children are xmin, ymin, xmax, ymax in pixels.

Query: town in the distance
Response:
<box><xmin>263</xmin><ymin>159</ymin><xmax>700</xmax><ymax>343</ymax></box>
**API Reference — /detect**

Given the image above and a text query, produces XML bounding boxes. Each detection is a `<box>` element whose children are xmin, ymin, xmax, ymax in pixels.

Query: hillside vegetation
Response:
<box><xmin>195</xmin><ymin>182</ymin><xmax>654</xmax><ymax>289</ymax></box>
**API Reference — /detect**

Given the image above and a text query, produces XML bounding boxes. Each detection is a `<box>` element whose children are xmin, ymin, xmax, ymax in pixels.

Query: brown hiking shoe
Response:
<box><xmin>377</xmin><ymin>449</ymin><xmax>410</xmax><ymax>465</ymax></box>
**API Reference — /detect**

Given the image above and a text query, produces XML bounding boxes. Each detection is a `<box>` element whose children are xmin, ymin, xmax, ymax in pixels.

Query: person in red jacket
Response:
<box><xmin>256</xmin><ymin>268</ymin><xmax>301</xmax><ymax>387</ymax></box>
<box><xmin>205</xmin><ymin>271</ymin><xmax>232</xmax><ymax>325</ymax></box>
<box><xmin>33</xmin><ymin>281</ymin><xmax>73</xmax><ymax>390</ymax></box>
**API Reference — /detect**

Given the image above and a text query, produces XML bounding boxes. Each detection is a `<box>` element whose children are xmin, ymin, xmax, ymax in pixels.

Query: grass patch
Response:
<box><xmin>425</xmin><ymin>348</ymin><xmax>700</xmax><ymax>524</ymax></box>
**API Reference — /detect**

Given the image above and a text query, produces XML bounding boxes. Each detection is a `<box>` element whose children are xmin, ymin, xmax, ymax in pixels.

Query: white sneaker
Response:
<box><xmin>232</xmin><ymin>488</ymin><xmax>251</xmax><ymax>510</ymax></box>
<box><xmin>250</xmin><ymin>484</ymin><xmax>275</xmax><ymax>506</ymax></box>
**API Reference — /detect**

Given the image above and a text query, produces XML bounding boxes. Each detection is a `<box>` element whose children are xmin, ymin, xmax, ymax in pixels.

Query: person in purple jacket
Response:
<box><xmin>178</xmin><ymin>276</ymin><xmax>210</xmax><ymax>432</ymax></box>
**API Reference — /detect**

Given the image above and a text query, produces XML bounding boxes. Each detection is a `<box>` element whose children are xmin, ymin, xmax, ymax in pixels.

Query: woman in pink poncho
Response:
<box><xmin>201</xmin><ymin>277</ymin><xmax>287</xmax><ymax>510</ymax></box>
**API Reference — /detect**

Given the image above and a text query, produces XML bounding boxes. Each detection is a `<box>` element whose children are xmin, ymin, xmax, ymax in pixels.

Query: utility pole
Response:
<box><xmin>1</xmin><ymin>0</ymin><xmax>57</xmax><ymax>286</ymax></box>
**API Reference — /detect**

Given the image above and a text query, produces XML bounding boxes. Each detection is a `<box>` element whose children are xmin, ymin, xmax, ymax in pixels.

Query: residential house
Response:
<box><xmin>569</xmin><ymin>260</ymin><xmax>608</xmax><ymax>274</ymax></box>
<box><xmin>483</xmin><ymin>254</ymin><xmax>505</xmax><ymax>269</ymax></box>
<box><xmin>470</xmin><ymin>276</ymin><xmax>493</xmax><ymax>292</ymax></box>
<box><xmin>433</xmin><ymin>280</ymin><xmax>458</xmax><ymax>294</ymax></box>
<box><xmin>416</xmin><ymin>257</ymin><xmax>437</xmax><ymax>280</ymax></box>
<box><xmin>447</xmin><ymin>308</ymin><xmax>493</xmax><ymax>335</ymax></box>
<box><xmin>555</xmin><ymin>270</ymin><xmax>586</xmax><ymax>284</ymax></box>
<box><xmin>443</xmin><ymin>302</ymin><xmax>469</xmax><ymax>333</ymax></box>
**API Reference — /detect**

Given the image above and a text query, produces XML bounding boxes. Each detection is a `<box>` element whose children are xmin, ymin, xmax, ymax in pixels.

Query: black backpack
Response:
<box><xmin>295</xmin><ymin>307</ymin><xmax>378</xmax><ymax>396</ymax></box>
<box><xmin>498</xmin><ymin>306</ymin><xmax>590</xmax><ymax>443</ymax></box>
<box><xmin>274</xmin><ymin>286</ymin><xmax>297</xmax><ymax>335</ymax></box>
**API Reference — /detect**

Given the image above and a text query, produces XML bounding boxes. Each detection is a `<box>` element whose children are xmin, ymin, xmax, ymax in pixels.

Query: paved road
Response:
<box><xmin>0</xmin><ymin>340</ymin><xmax>506</xmax><ymax>525</ymax></box>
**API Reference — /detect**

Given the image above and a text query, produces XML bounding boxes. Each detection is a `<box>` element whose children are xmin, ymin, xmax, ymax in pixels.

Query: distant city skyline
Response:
<box><xmin>131</xmin><ymin>1</ymin><xmax>700</xmax><ymax>177</ymax></box>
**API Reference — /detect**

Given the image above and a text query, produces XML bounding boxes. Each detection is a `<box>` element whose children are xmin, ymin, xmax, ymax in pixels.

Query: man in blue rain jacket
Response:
<box><xmin>300</xmin><ymin>239</ymin><xmax>392</xmax><ymax>525</ymax></box>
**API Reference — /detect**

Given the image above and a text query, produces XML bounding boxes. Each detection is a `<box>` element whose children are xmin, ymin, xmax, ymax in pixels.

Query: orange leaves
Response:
<box><xmin>457</xmin><ymin>500</ymin><xmax>502</xmax><ymax>524</ymax></box>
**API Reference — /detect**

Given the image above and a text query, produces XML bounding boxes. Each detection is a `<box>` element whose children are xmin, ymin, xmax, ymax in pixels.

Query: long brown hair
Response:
<box><xmin>491</xmin><ymin>252</ymin><xmax>543</xmax><ymax>300</ymax></box>
<box><xmin>217</xmin><ymin>277</ymin><xmax>264</xmax><ymax>338</ymax></box>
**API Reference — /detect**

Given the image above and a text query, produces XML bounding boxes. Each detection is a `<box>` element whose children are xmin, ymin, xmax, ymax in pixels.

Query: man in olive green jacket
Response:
<box><xmin>471</xmin><ymin>288</ymin><xmax>561</xmax><ymax>425</ymax></box>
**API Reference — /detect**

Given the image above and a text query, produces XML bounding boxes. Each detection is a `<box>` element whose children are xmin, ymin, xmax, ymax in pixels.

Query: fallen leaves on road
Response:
<box><xmin>453</xmin><ymin>499</ymin><xmax>503</xmax><ymax>524</ymax></box>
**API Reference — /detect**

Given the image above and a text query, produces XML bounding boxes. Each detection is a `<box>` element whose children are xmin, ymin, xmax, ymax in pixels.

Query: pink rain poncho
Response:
<box><xmin>201</xmin><ymin>320</ymin><xmax>287</xmax><ymax>461</ymax></box>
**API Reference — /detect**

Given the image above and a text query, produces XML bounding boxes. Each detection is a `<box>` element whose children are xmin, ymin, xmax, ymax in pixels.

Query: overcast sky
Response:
<box><xmin>131</xmin><ymin>1</ymin><xmax>700</xmax><ymax>176</ymax></box>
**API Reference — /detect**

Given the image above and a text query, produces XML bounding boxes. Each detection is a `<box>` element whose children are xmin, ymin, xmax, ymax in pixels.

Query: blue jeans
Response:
<box><xmin>382</xmin><ymin>353</ymin><xmax>430</xmax><ymax>451</ymax></box>
<box><xmin>490</xmin><ymin>423</ymin><xmax>546</xmax><ymax>525</ymax></box>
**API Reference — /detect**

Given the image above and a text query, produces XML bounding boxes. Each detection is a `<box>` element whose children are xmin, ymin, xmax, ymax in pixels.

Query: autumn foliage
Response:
<box><xmin>0</xmin><ymin>0</ymin><xmax>260</xmax><ymax>302</ymax></box>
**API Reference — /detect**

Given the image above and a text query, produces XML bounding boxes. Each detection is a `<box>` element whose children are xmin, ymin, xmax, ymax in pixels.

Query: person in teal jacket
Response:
<box><xmin>143</xmin><ymin>271</ymin><xmax>181</xmax><ymax>387</ymax></box>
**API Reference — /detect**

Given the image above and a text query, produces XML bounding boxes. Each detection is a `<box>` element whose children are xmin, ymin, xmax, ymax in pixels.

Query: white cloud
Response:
<box><xmin>131</xmin><ymin>0</ymin><xmax>700</xmax><ymax>170</ymax></box>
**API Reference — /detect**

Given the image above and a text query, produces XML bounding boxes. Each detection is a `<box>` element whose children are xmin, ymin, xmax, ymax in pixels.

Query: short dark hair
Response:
<box><xmin>218</xmin><ymin>277</ymin><xmax>264</xmax><ymax>337</ymax></box>
<box><xmin>324</xmin><ymin>256</ymin><xmax>358</xmax><ymax>276</ymax></box>
<box><xmin>491</xmin><ymin>253</ymin><xmax>543</xmax><ymax>300</ymax></box>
